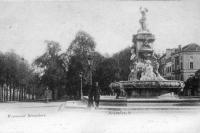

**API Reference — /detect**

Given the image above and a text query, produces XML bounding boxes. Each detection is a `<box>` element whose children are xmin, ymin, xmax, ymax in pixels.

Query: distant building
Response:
<box><xmin>159</xmin><ymin>49</ymin><xmax>174</xmax><ymax>80</ymax></box>
<box><xmin>159</xmin><ymin>43</ymin><xmax>200</xmax><ymax>81</ymax></box>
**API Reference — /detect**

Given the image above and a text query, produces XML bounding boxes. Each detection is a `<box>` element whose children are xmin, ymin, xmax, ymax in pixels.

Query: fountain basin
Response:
<box><xmin>110</xmin><ymin>80</ymin><xmax>185</xmax><ymax>97</ymax></box>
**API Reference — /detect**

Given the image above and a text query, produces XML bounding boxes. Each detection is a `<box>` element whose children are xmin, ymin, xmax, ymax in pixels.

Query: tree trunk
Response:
<box><xmin>17</xmin><ymin>88</ymin><xmax>19</xmax><ymax>101</ymax></box>
<box><xmin>22</xmin><ymin>88</ymin><xmax>24</xmax><ymax>100</ymax></box>
<box><xmin>2</xmin><ymin>85</ymin><xmax>4</xmax><ymax>102</ymax></box>
<box><xmin>21</xmin><ymin>88</ymin><xmax>23</xmax><ymax>100</ymax></box>
<box><xmin>18</xmin><ymin>88</ymin><xmax>20</xmax><ymax>101</ymax></box>
<box><xmin>19</xmin><ymin>87</ymin><xmax>22</xmax><ymax>101</ymax></box>
<box><xmin>24</xmin><ymin>88</ymin><xmax>26</xmax><ymax>101</ymax></box>
<box><xmin>6</xmin><ymin>86</ymin><xmax>8</xmax><ymax>101</ymax></box>
<box><xmin>4</xmin><ymin>86</ymin><xmax>6</xmax><ymax>102</ymax></box>
<box><xmin>4</xmin><ymin>87</ymin><xmax>6</xmax><ymax>101</ymax></box>
<box><xmin>18</xmin><ymin>86</ymin><xmax>21</xmax><ymax>101</ymax></box>
<box><xmin>9</xmin><ymin>85</ymin><xmax>12</xmax><ymax>101</ymax></box>
<box><xmin>21</xmin><ymin>88</ymin><xmax>23</xmax><ymax>101</ymax></box>
<box><xmin>13</xmin><ymin>85</ymin><xmax>15</xmax><ymax>101</ymax></box>
<box><xmin>1</xmin><ymin>84</ymin><xmax>3</xmax><ymax>102</ymax></box>
<box><xmin>32</xmin><ymin>87</ymin><xmax>34</xmax><ymax>100</ymax></box>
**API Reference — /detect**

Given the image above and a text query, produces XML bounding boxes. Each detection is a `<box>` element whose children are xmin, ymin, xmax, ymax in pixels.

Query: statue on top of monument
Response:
<box><xmin>138</xmin><ymin>7</ymin><xmax>149</xmax><ymax>33</ymax></box>
<box><xmin>140</xmin><ymin>7</ymin><xmax>148</xmax><ymax>18</ymax></box>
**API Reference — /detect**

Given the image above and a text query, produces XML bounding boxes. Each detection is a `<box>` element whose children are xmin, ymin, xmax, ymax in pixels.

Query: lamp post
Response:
<box><xmin>79</xmin><ymin>72</ymin><xmax>83</xmax><ymax>100</ymax></box>
<box><xmin>45</xmin><ymin>87</ymin><xmax>49</xmax><ymax>103</ymax></box>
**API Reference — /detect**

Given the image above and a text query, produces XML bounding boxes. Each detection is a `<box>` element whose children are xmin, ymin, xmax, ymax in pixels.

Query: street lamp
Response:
<box><xmin>45</xmin><ymin>87</ymin><xmax>49</xmax><ymax>103</ymax></box>
<box><xmin>79</xmin><ymin>72</ymin><xmax>83</xmax><ymax>100</ymax></box>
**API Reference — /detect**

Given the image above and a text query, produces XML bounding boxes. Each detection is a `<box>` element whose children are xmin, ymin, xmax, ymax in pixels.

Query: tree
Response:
<box><xmin>94</xmin><ymin>58</ymin><xmax>120</xmax><ymax>94</ymax></box>
<box><xmin>184</xmin><ymin>69</ymin><xmax>200</xmax><ymax>96</ymax></box>
<box><xmin>67</xmin><ymin>31</ymin><xmax>96</xmax><ymax>56</ymax></box>
<box><xmin>67</xmin><ymin>31</ymin><xmax>97</xmax><ymax>79</ymax></box>
<box><xmin>112</xmin><ymin>47</ymin><xmax>131</xmax><ymax>81</ymax></box>
<box><xmin>66</xmin><ymin>31</ymin><xmax>97</xmax><ymax>98</ymax></box>
<box><xmin>0</xmin><ymin>52</ymin><xmax>6</xmax><ymax>86</ymax></box>
<box><xmin>0</xmin><ymin>50</ymin><xmax>36</xmax><ymax>101</ymax></box>
<box><xmin>33</xmin><ymin>41</ymin><xmax>67</xmax><ymax>99</ymax></box>
<box><xmin>195</xmin><ymin>69</ymin><xmax>200</xmax><ymax>78</ymax></box>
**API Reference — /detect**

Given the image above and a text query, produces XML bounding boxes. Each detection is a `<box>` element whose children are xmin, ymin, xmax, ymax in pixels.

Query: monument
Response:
<box><xmin>110</xmin><ymin>8</ymin><xmax>184</xmax><ymax>98</ymax></box>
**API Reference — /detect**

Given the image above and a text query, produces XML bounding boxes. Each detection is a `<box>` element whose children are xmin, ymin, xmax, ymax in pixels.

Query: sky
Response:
<box><xmin>0</xmin><ymin>0</ymin><xmax>200</xmax><ymax>63</ymax></box>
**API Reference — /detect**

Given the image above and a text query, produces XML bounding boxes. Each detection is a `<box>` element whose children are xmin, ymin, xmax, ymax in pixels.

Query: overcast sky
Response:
<box><xmin>0</xmin><ymin>0</ymin><xmax>200</xmax><ymax>63</ymax></box>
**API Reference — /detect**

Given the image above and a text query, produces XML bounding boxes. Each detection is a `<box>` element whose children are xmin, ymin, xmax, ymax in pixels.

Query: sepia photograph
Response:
<box><xmin>0</xmin><ymin>0</ymin><xmax>200</xmax><ymax>133</ymax></box>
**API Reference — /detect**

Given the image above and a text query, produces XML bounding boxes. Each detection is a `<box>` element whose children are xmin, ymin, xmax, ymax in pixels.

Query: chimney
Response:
<box><xmin>166</xmin><ymin>49</ymin><xmax>172</xmax><ymax>58</ymax></box>
<box><xmin>178</xmin><ymin>45</ymin><xmax>182</xmax><ymax>51</ymax></box>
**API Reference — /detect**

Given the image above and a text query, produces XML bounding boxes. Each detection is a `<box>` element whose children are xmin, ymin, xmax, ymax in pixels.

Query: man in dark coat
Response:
<box><xmin>88</xmin><ymin>85</ymin><xmax>94</xmax><ymax>108</ymax></box>
<box><xmin>94</xmin><ymin>82</ymin><xmax>100</xmax><ymax>108</ymax></box>
<box><xmin>88</xmin><ymin>82</ymin><xmax>100</xmax><ymax>108</ymax></box>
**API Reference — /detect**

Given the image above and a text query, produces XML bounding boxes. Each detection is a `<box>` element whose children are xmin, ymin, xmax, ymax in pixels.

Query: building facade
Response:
<box><xmin>159</xmin><ymin>49</ymin><xmax>175</xmax><ymax>80</ymax></box>
<box><xmin>159</xmin><ymin>43</ymin><xmax>200</xmax><ymax>81</ymax></box>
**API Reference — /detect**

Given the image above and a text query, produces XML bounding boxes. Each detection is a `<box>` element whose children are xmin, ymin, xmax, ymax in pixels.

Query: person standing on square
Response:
<box><xmin>94</xmin><ymin>82</ymin><xmax>100</xmax><ymax>108</ymax></box>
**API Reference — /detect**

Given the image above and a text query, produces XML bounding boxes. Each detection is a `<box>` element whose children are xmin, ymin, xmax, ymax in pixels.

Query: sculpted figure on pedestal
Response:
<box><xmin>138</xmin><ymin>7</ymin><xmax>149</xmax><ymax>33</ymax></box>
<box><xmin>140</xmin><ymin>60</ymin><xmax>156</xmax><ymax>81</ymax></box>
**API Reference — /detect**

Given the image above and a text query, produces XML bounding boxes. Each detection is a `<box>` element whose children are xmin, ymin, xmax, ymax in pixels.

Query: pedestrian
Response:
<box><xmin>45</xmin><ymin>87</ymin><xmax>49</xmax><ymax>103</ymax></box>
<box><xmin>115</xmin><ymin>87</ymin><xmax>121</xmax><ymax>99</ymax></box>
<box><xmin>88</xmin><ymin>85</ymin><xmax>94</xmax><ymax>108</ymax></box>
<box><xmin>94</xmin><ymin>82</ymin><xmax>100</xmax><ymax>108</ymax></box>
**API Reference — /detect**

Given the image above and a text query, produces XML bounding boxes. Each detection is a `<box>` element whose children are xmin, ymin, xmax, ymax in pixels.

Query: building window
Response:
<box><xmin>175</xmin><ymin>56</ymin><xmax>179</xmax><ymax>65</ymax></box>
<box><xmin>172</xmin><ymin>64</ymin><xmax>174</xmax><ymax>71</ymax></box>
<box><xmin>181</xmin><ymin>62</ymin><xmax>183</xmax><ymax>69</ymax></box>
<box><xmin>180</xmin><ymin>56</ymin><xmax>183</xmax><ymax>62</ymax></box>
<box><xmin>175</xmin><ymin>75</ymin><xmax>179</xmax><ymax>80</ymax></box>
<box><xmin>181</xmin><ymin>75</ymin><xmax>183</xmax><ymax>81</ymax></box>
<box><xmin>175</xmin><ymin>56</ymin><xmax>179</xmax><ymax>70</ymax></box>
<box><xmin>190</xmin><ymin>62</ymin><xmax>193</xmax><ymax>69</ymax></box>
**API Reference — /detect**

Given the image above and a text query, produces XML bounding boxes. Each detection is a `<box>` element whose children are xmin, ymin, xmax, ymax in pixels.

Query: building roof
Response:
<box><xmin>182</xmin><ymin>43</ymin><xmax>200</xmax><ymax>52</ymax></box>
